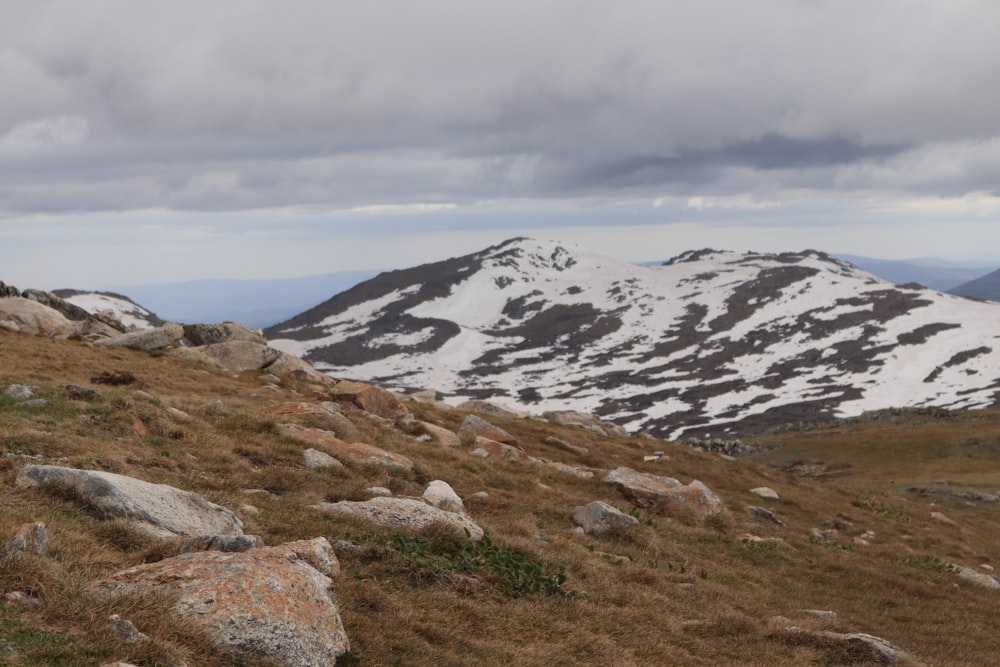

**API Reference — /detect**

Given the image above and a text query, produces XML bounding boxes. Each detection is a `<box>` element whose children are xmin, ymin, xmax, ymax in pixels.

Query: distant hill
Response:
<box><xmin>100</xmin><ymin>270</ymin><xmax>380</xmax><ymax>327</ymax></box>
<box><xmin>267</xmin><ymin>238</ymin><xmax>1000</xmax><ymax>439</ymax></box>
<box><xmin>949</xmin><ymin>267</ymin><xmax>1000</xmax><ymax>301</ymax></box>
<box><xmin>833</xmin><ymin>254</ymin><xmax>995</xmax><ymax>291</ymax></box>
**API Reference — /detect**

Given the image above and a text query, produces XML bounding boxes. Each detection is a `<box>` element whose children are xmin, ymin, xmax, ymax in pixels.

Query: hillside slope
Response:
<box><xmin>3</xmin><ymin>326</ymin><xmax>1000</xmax><ymax>666</ymax></box>
<box><xmin>267</xmin><ymin>238</ymin><xmax>1000</xmax><ymax>439</ymax></box>
<box><xmin>950</xmin><ymin>267</ymin><xmax>1000</xmax><ymax>302</ymax></box>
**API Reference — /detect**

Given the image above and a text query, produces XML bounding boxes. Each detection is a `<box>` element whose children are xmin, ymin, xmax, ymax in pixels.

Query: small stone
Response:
<box><xmin>1</xmin><ymin>521</ymin><xmax>49</xmax><ymax>558</ymax></box>
<box><xmin>260</xmin><ymin>374</ymin><xmax>281</xmax><ymax>383</ymax></box>
<box><xmin>4</xmin><ymin>384</ymin><xmax>34</xmax><ymax>400</ymax></box>
<box><xmin>572</xmin><ymin>500</ymin><xmax>639</xmax><ymax>535</ymax></box>
<box><xmin>64</xmin><ymin>384</ymin><xmax>97</xmax><ymax>400</ymax></box>
<box><xmin>422</xmin><ymin>480</ymin><xmax>465</xmax><ymax>514</ymax></box>
<box><xmin>465</xmin><ymin>491</ymin><xmax>489</xmax><ymax>501</ymax></box>
<box><xmin>799</xmin><ymin>609</ymin><xmax>837</xmax><ymax>619</ymax></box>
<box><xmin>200</xmin><ymin>400</ymin><xmax>227</xmax><ymax>415</ymax></box>
<box><xmin>470</xmin><ymin>448</ymin><xmax>489</xmax><ymax>458</ymax></box>
<box><xmin>332</xmin><ymin>540</ymin><xmax>367</xmax><ymax>557</ymax></box>
<box><xmin>132</xmin><ymin>390</ymin><xmax>156</xmax><ymax>402</ymax></box>
<box><xmin>750</xmin><ymin>487</ymin><xmax>780</xmax><ymax>500</ymax></box>
<box><xmin>746</xmin><ymin>506</ymin><xmax>786</xmax><ymax>526</ymax></box>
<box><xmin>23</xmin><ymin>399</ymin><xmax>48</xmax><ymax>408</ymax></box>
<box><xmin>930</xmin><ymin>511</ymin><xmax>956</xmax><ymax>526</ymax></box>
<box><xmin>303</xmin><ymin>448</ymin><xmax>344</xmax><ymax>470</ymax></box>
<box><xmin>108</xmin><ymin>615</ymin><xmax>148</xmax><ymax>644</ymax></box>
<box><xmin>364</xmin><ymin>486</ymin><xmax>393</xmax><ymax>497</ymax></box>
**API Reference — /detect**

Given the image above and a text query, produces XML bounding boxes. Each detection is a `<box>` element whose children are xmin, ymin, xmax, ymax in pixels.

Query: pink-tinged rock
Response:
<box><xmin>99</xmin><ymin>538</ymin><xmax>348</xmax><ymax>667</ymax></box>
<box><xmin>330</xmin><ymin>380</ymin><xmax>408</xmax><ymax>419</ymax></box>
<box><xmin>457</xmin><ymin>415</ymin><xmax>518</xmax><ymax>447</ymax></box>
<box><xmin>603</xmin><ymin>467</ymin><xmax>724</xmax><ymax>518</ymax></box>
<box><xmin>472</xmin><ymin>436</ymin><xmax>527</xmax><ymax>460</ymax></box>
<box><xmin>278</xmin><ymin>423</ymin><xmax>414</xmax><ymax>472</ymax></box>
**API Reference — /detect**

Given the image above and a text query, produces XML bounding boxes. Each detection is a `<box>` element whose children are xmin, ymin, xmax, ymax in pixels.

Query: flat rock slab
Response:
<box><xmin>278</xmin><ymin>424</ymin><xmax>414</xmax><ymax>472</ymax></box>
<box><xmin>312</xmin><ymin>497</ymin><xmax>484</xmax><ymax>540</ymax></box>
<box><xmin>603</xmin><ymin>467</ymin><xmax>724</xmax><ymax>518</ymax></box>
<box><xmin>99</xmin><ymin>538</ymin><xmax>348</xmax><ymax>667</ymax></box>
<box><xmin>15</xmin><ymin>465</ymin><xmax>244</xmax><ymax>540</ymax></box>
<box><xmin>457</xmin><ymin>414</ymin><xmax>518</xmax><ymax>447</ymax></box>
<box><xmin>199</xmin><ymin>340</ymin><xmax>282</xmax><ymax>372</ymax></box>
<box><xmin>95</xmin><ymin>323</ymin><xmax>184</xmax><ymax>351</ymax></box>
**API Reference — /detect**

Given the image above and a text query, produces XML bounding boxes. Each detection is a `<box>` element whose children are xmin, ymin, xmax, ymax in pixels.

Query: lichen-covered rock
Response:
<box><xmin>330</xmin><ymin>380</ymin><xmax>408</xmax><ymax>419</ymax></box>
<box><xmin>278</xmin><ymin>424</ymin><xmax>414</xmax><ymax>472</ymax></box>
<box><xmin>572</xmin><ymin>501</ymin><xmax>639</xmax><ymax>535</ymax></box>
<box><xmin>15</xmin><ymin>465</ymin><xmax>244</xmax><ymax>540</ymax></box>
<box><xmin>1</xmin><ymin>522</ymin><xmax>49</xmax><ymax>558</ymax></box>
<box><xmin>312</xmin><ymin>497</ymin><xmax>484</xmax><ymax>540</ymax></box>
<box><xmin>99</xmin><ymin>538</ymin><xmax>348</xmax><ymax>667</ymax></box>
<box><xmin>198</xmin><ymin>341</ymin><xmax>282</xmax><ymax>372</ymax></box>
<box><xmin>182</xmin><ymin>322</ymin><xmax>266</xmax><ymax>346</ymax></box>
<box><xmin>457</xmin><ymin>415</ymin><xmax>518</xmax><ymax>447</ymax></box>
<box><xmin>603</xmin><ymin>467</ymin><xmax>724</xmax><ymax>518</ymax></box>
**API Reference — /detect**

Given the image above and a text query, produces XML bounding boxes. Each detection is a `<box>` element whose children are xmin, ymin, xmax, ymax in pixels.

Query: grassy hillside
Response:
<box><xmin>1</xmin><ymin>328</ymin><xmax>999</xmax><ymax>665</ymax></box>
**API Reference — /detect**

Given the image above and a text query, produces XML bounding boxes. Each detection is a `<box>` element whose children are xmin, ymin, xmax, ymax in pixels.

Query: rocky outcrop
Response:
<box><xmin>99</xmin><ymin>538</ymin><xmax>349</xmax><ymax>667</ymax></box>
<box><xmin>457</xmin><ymin>399</ymin><xmax>529</xmax><ymax>419</ymax></box>
<box><xmin>457</xmin><ymin>415</ymin><xmax>518</xmax><ymax>447</ymax></box>
<box><xmin>181</xmin><ymin>321</ymin><xmax>266</xmax><ymax>346</ymax></box>
<box><xmin>21</xmin><ymin>289</ymin><xmax>127</xmax><ymax>333</ymax></box>
<box><xmin>572</xmin><ymin>501</ymin><xmax>639</xmax><ymax>535</ymax></box>
<box><xmin>278</xmin><ymin>424</ymin><xmax>414</xmax><ymax>472</ymax></box>
<box><xmin>603</xmin><ymin>467</ymin><xmax>724</xmax><ymax>518</ymax></box>
<box><xmin>197</xmin><ymin>340</ymin><xmax>283</xmax><ymax>372</ymax></box>
<box><xmin>15</xmin><ymin>465</ymin><xmax>244</xmax><ymax>540</ymax></box>
<box><xmin>312</xmin><ymin>497</ymin><xmax>484</xmax><ymax>540</ymax></box>
<box><xmin>0</xmin><ymin>297</ymin><xmax>80</xmax><ymax>337</ymax></box>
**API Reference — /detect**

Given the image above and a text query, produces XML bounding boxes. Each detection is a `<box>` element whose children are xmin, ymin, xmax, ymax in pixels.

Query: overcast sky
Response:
<box><xmin>3</xmin><ymin>0</ymin><xmax>1000</xmax><ymax>289</ymax></box>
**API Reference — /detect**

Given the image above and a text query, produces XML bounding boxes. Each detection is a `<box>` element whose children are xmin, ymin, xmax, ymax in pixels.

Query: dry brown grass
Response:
<box><xmin>2</xmin><ymin>328</ymin><xmax>1000</xmax><ymax>665</ymax></box>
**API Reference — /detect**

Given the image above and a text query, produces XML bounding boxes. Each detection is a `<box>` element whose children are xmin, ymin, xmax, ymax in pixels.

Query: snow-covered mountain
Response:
<box><xmin>53</xmin><ymin>289</ymin><xmax>162</xmax><ymax>330</ymax></box>
<box><xmin>265</xmin><ymin>238</ymin><xmax>1000</xmax><ymax>439</ymax></box>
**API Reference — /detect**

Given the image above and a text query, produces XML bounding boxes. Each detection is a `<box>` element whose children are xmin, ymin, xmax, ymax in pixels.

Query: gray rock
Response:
<box><xmin>784</xmin><ymin>628</ymin><xmax>909</xmax><ymax>664</ymax></box>
<box><xmin>312</xmin><ymin>497</ymin><xmax>485</xmax><ymax>540</ymax></box>
<box><xmin>15</xmin><ymin>465</ymin><xmax>244</xmax><ymax>540</ymax></box>
<box><xmin>1</xmin><ymin>522</ymin><xmax>49</xmax><ymax>558</ymax></box>
<box><xmin>303</xmin><ymin>448</ymin><xmax>344</xmax><ymax>470</ymax></box>
<box><xmin>542</xmin><ymin>435</ymin><xmax>589</xmax><ymax>456</ymax></box>
<box><xmin>750</xmin><ymin>486</ymin><xmax>780</xmax><ymax>500</ymax></box>
<box><xmin>23</xmin><ymin>399</ymin><xmax>48</xmax><ymax>408</ymax></box>
<box><xmin>572</xmin><ymin>501</ymin><xmax>639</xmax><ymax>535</ymax></box>
<box><xmin>457</xmin><ymin>414</ymin><xmax>517</xmax><ymax>447</ymax></box>
<box><xmin>198</xmin><ymin>340</ymin><xmax>282</xmax><ymax>372</ymax></box>
<box><xmin>178</xmin><ymin>534</ymin><xmax>264</xmax><ymax>553</ymax></box>
<box><xmin>0</xmin><ymin>297</ymin><xmax>80</xmax><ymax>337</ymax></box>
<box><xmin>199</xmin><ymin>400</ymin><xmax>228</xmax><ymax>415</ymax></box>
<box><xmin>64</xmin><ymin>384</ymin><xmax>97</xmax><ymax>400</ymax></box>
<box><xmin>364</xmin><ymin>486</ymin><xmax>393</xmax><ymax>497</ymax></box>
<box><xmin>422</xmin><ymin>480</ymin><xmax>464</xmax><ymax>514</ymax></box>
<box><xmin>182</xmin><ymin>322</ymin><xmax>266</xmax><ymax>346</ymax></box>
<box><xmin>100</xmin><ymin>538</ymin><xmax>348</xmax><ymax>667</ymax></box>
<box><xmin>4</xmin><ymin>384</ymin><xmax>34</xmax><ymax>400</ymax></box>
<box><xmin>746</xmin><ymin>506</ymin><xmax>786</xmax><ymax>526</ymax></box>
<box><xmin>952</xmin><ymin>564</ymin><xmax>1000</xmax><ymax>589</ymax></box>
<box><xmin>603</xmin><ymin>467</ymin><xmax>724</xmax><ymax>518</ymax></box>
<box><xmin>533</xmin><ymin>458</ymin><xmax>596</xmax><ymax>479</ymax></box>
<box><xmin>107</xmin><ymin>615</ymin><xmax>148</xmax><ymax>644</ymax></box>
<box><xmin>95</xmin><ymin>323</ymin><xmax>185</xmax><ymax>351</ymax></box>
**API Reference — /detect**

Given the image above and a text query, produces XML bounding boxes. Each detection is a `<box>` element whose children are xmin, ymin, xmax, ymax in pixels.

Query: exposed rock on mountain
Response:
<box><xmin>267</xmin><ymin>238</ymin><xmax>1000</xmax><ymax>438</ymax></box>
<box><xmin>54</xmin><ymin>288</ymin><xmax>164</xmax><ymax>330</ymax></box>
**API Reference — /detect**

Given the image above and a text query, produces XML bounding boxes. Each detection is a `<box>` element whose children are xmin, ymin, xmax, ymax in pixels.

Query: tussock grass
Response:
<box><xmin>2</xmin><ymin>329</ymin><xmax>1000</xmax><ymax>664</ymax></box>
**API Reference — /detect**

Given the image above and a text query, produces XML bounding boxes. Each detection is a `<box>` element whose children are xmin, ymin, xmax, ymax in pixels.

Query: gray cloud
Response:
<box><xmin>1</xmin><ymin>0</ymin><xmax>999</xmax><ymax>217</ymax></box>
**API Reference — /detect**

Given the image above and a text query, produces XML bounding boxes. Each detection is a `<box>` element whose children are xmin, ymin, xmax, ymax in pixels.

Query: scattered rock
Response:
<box><xmin>166</xmin><ymin>407</ymin><xmax>192</xmax><ymax>421</ymax></box>
<box><xmin>952</xmin><ymin>564</ymin><xmax>1000</xmax><ymax>589</ymax></box>
<box><xmin>364</xmin><ymin>486</ymin><xmax>393</xmax><ymax>497</ymax></box>
<box><xmin>532</xmin><ymin>458</ymin><xmax>596</xmax><ymax>479</ymax></box>
<box><xmin>303</xmin><ymin>448</ymin><xmax>344</xmax><ymax>470</ymax></box>
<box><xmin>312</xmin><ymin>497</ymin><xmax>484</xmax><ymax>540</ymax></box>
<box><xmin>279</xmin><ymin>424</ymin><xmax>414</xmax><ymax>472</ymax></box>
<box><xmin>4</xmin><ymin>384</ymin><xmax>34</xmax><ymax>400</ymax></box>
<box><xmin>422</xmin><ymin>480</ymin><xmax>464</xmax><ymax>514</ymax></box>
<box><xmin>264</xmin><ymin>352</ymin><xmax>333</xmax><ymax>384</ymax></box>
<box><xmin>457</xmin><ymin>399</ymin><xmax>529</xmax><ymax>419</ymax></box>
<box><xmin>746</xmin><ymin>506</ymin><xmax>786</xmax><ymax>527</ymax></box>
<box><xmin>23</xmin><ymin>399</ymin><xmax>48</xmax><ymax>408</ymax></box>
<box><xmin>199</xmin><ymin>400</ymin><xmax>228</xmax><ymax>415</ymax></box>
<box><xmin>603</xmin><ymin>467</ymin><xmax>724</xmax><ymax>518</ymax></box>
<box><xmin>470</xmin><ymin>436</ymin><xmax>528</xmax><ymax>460</ymax></box>
<box><xmin>470</xmin><ymin>448</ymin><xmax>489</xmax><ymax>458</ymax></box>
<box><xmin>1</xmin><ymin>522</ymin><xmax>49</xmax><ymax>558</ymax></box>
<box><xmin>416</xmin><ymin>421</ymin><xmax>462</xmax><ymax>447</ymax></box>
<box><xmin>542</xmin><ymin>410</ymin><xmax>608</xmax><ymax>434</ymax></box>
<box><xmin>542</xmin><ymin>435</ymin><xmax>589</xmax><ymax>456</ymax></box>
<box><xmin>750</xmin><ymin>486</ymin><xmax>780</xmax><ymax>500</ymax></box>
<box><xmin>930</xmin><ymin>511</ymin><xmax>957</xmax><ymax>526</ymax></box>
<box><xmin>100</xmin><ymin>538</ymin><xmax>348</xmax><ymax>667</ymax></box>
<box><xmin>571</xmin><ymin>501</ymin><xmax>639</xmax><ymax>535</ymax></box>
<box><xmin>782</xmin><ymin>628</ymin><xmax>910</xmax><ymax>664</ymax></box>
<box><xmin>15</xmin><ymin>465</ymin><xmax>244</xmax><ymax>540</ymax></box>
<box><xmin>798</xmin><ymin>609</ymin><xmax>838</xmax><ymax>619</ymax></box>
<box><xmin>330</xmin><ymin>380</ymin><xmax>408</xmax><ymax>419</ymax></box>
<box><xmin>107</xmin><ymin>615</ymin><xmax>148</xmax><ymax>644</ymax></box>
<box><xmin>457</xmin><ymin>415</ymin><xmax>517</xmax><ymax>447</ymax></box>
<box><xmin>63</xmin><ymin>384</ymin><xmax>97</xmax><ymax>400</ymax></box>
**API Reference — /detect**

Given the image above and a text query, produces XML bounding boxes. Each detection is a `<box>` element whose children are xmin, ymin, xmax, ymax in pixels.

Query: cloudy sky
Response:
<box><xmin>3</xmin><ymin>0</ymin><xmax>1000</xmax><ymax>289</ymax></box>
